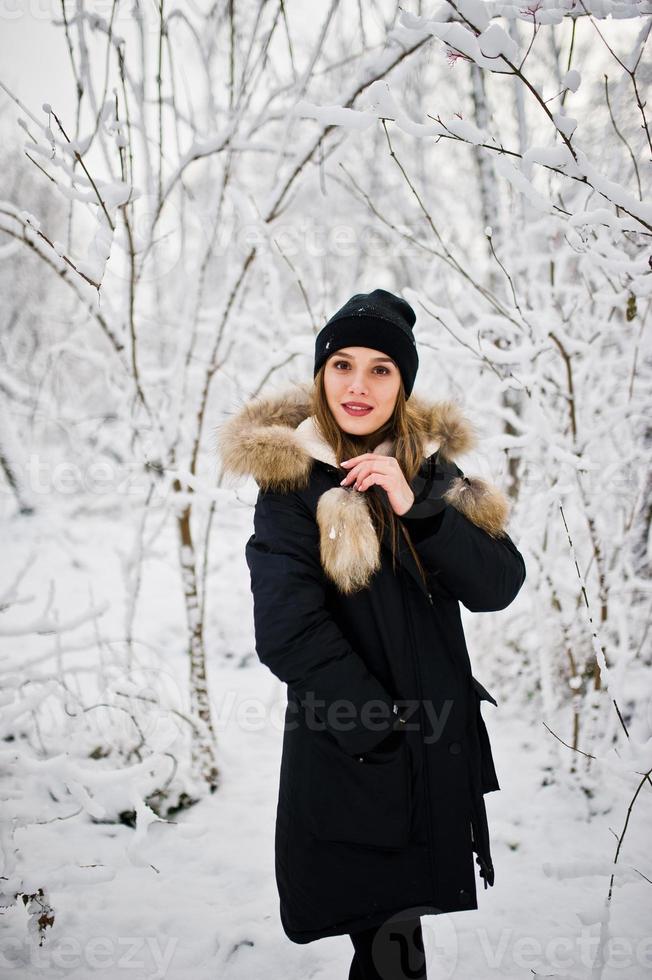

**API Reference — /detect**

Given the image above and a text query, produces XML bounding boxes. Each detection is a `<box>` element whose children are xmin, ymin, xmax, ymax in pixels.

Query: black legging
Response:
<box><xmin>348</xmin><ymin>916</ymin><xmax>427</xmax><ymax>980</ymax></box>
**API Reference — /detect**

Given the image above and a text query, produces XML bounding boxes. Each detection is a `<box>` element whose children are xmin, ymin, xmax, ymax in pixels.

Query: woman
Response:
<box><xmin>217</xmin><ymin>289</ymin><xmax>526</xmax><ymax>978</ymax></box>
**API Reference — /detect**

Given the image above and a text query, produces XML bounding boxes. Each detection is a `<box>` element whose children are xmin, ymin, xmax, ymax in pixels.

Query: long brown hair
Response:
<box><xmin>310</xmin><ymin>364</ymin><xmax>430</xmax><ymax>588</ymax></box>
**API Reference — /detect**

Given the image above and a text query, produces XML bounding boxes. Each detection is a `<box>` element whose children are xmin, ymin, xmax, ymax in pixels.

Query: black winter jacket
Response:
<box><xmin>217</xmin><ymin>382</ymin><xmax>526</xmax><ymax>943</ymax></box>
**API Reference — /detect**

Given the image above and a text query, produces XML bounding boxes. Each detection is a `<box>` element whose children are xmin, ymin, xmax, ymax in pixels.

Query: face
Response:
<box><xmin>323</xmin><ymin>346</ymin><xmax>402</xmax><ymax>435</ymax></box>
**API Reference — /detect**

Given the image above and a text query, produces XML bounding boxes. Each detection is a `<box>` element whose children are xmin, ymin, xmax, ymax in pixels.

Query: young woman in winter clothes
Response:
<box><xmin>217</xmin><ymin>289</ymin><xmax>527</xmax><ymax>979</ymax></box>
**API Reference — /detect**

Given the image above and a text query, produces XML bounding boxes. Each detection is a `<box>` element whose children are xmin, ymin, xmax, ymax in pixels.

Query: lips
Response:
<box><xmin>342</xmin><ymin>402</ymin><xmax>373</xmax><ymax>416</ymax></box>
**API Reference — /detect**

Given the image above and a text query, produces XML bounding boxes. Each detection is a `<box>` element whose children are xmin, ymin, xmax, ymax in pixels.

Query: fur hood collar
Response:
<box><xmin>216</xmin><ymin>382</ymin><xmax>510</xmax><ymax>593</ymax></box>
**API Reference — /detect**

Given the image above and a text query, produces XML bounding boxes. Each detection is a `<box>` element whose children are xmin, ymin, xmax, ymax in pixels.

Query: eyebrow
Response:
<box><xmin>330</xmin><ymin>351</ymin><xmax>395</xmax><ymax>364</ymax></box>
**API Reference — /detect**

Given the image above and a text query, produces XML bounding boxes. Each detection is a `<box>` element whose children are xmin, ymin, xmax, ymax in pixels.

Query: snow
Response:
<box><xmin>568</xmin><ymin>208</ymin><xmax>633</xmax><ymax>232</ymax></box>
<box><xmin>291</xmin><ymin>99</ymin><xmax>376</xmax><ymax>131</ymax></box>
<box><xmin>493</xmin><ymin>155</ymin><xmax>557</xmax><ymax>213</ymax></box>
<box><xmin>563</xmin><ymin>69</ymin><xmax>582</xmax><ymax>92</ymax></box>
<box><xmin>0</xmin><ymin>468</ymin><xmax>649</xmax><ymax>978</ymax></box>
<box><xmin>553</xmin><ymin>112</ymin><xmax>579</xmax><ymax>138</ymax></box>
<box><xmin>397</xmin><ymin>13</ymin><xmax>517</xmax><ymax>72</ymax></box>
<box><xmin>521</xmin><ymin>144</ymin><xmax>574</xmax><ymax>175</ymax></box>
<box><xmin>572</xmin><ymin>147</ymin><xmax>652</xmax><ymax>225</ymax></box>
<box><xmin>457</xmin><ymin>0</ymin><xmax>492</xmax><ymax>31</ymax></box>
<box><xmin>477</xmin><ymin>24</ymin><xmax>520</xmax><ymax>61</ymax></box>
<box><xmin>19</xmin><ymin>210</ymin><xmax>41</xmax><ymax>231</ymax></box>
<box><xmin>363</xmin><ymin>80</ymin><xmax>448</xmax><ymax>139</ymax></box>
<box><xmin>445</xmin><ymin>117</ymin><xmax>488</xmax><ymax>145</ymax></box>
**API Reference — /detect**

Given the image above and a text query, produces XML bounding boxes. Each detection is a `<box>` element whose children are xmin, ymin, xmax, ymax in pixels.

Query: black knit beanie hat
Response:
<box><xmin>313</xmin><ymin>288</ymin><xmax>419</xmax><ymax>398</ymax></box>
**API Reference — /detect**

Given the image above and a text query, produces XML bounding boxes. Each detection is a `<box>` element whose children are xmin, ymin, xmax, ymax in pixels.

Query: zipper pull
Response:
<box><xmin>427</xmin><ymin>592</ymin><xmax>433</xmax><ymax>605</ymax></box>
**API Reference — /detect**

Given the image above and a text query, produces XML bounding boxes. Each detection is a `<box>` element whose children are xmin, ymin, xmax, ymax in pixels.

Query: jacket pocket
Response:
<box><xmin>471</xmin><ymin>675</ymin><xmax>500</xmax><ymax>793</ymax></box>
<box><xmin>307</xmin><ymin>729</ymin><xmax>412</xmax><ymax>849</ymax></box>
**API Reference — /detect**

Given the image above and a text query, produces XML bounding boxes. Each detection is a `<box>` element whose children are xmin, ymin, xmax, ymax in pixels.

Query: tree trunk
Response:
<box><xmin>175</xmin><ymin>482</ymin><xmax>220</xmax><ymax>791</ymax></box>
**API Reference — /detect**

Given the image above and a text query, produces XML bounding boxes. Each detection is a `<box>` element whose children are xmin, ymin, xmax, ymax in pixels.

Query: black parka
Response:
<box><xmin>217</xmin><ymin>382</ymin><xmax>527</xmax><ymax>943</ymax></box>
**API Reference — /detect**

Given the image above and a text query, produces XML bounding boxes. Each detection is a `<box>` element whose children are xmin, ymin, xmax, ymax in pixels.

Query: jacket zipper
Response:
<box><xmin>401</xmin><ymin>573</ymin><xmax>437</xmax><ymax>895</ymax></box>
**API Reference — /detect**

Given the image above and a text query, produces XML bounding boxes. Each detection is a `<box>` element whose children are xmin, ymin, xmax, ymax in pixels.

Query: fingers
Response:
<box><xmin>339</xmin><ymin>457</ymin><xmax>412</xmax><ymax>515</ymax></box>
<box><xmin>340</xmin><ymin>453</ymin><xmax>376</xmax><ymax>465</ymax></box>
<box><xmin>356</xmin><ymin>471</ymin><xmax>387</xmax><ymax>492</ymax></box>
<box><xmin>340</xmin><ymin>456</ymin><xmax>397</xmax><ymax>487</ymax></box>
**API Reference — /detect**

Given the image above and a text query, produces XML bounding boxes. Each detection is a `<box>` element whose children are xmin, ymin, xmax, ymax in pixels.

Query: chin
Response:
<box><xmin>335</xmin><ymin>410</ymin><xmax>378</xmax><ymax>435</ymax></box>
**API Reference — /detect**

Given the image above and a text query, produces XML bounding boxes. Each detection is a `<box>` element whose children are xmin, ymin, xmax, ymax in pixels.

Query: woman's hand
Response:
<box><xmin>339</xmin><ymin>453</ymin><xmax>415</xmax><ymax>517</ymax></box>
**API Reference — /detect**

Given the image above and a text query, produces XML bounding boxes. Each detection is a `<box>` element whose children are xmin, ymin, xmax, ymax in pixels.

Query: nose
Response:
<box><xmin>347</xmin><ymin>370</ymin><xmax>368</xmax><ymax>395</ymax></box>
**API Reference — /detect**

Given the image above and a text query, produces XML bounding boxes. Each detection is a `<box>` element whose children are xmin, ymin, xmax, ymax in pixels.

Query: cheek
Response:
<box><xmin>379</xmin><ymin>376</ymin><xmax>399</xmax><ymax>401</ymax></box>
<box><xmin>376</xmin><ymin>377</ymin><xmax>400</xmax><ymax>414</ymax></box>
<box><xmin>323</xmin><ymin>370</ymin><xmax>342</xmax><ymax>405</ymax></box>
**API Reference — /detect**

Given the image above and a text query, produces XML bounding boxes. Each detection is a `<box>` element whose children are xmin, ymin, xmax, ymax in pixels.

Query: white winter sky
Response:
<box><xmin>1</xmin><ymin>4</ymin><xmax>70</xmax><ymax>124</ymax></box>
<box><xmin>0</xmin><ymin>1</ymin><xmax>357</xmax><ymax>131</ymax></box>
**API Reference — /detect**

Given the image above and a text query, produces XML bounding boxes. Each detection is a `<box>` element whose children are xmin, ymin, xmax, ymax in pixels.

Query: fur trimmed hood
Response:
<box><xmin>216</xmin><ymin>382</ymin><xmax>510</xmax><ymax>593</ymax></box>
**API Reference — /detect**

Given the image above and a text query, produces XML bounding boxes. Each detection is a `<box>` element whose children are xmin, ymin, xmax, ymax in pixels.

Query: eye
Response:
<box><xmin>332</xmin><ymin>360</ymin><xmax>391</xmax><ymax>375</ymax></box>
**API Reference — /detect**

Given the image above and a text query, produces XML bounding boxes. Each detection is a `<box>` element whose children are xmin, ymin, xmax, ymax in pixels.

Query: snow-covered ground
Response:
<box><xmin>1</xmin><ymin>495</ymin><xmax>650</xmax><ymax>980</ymax></box>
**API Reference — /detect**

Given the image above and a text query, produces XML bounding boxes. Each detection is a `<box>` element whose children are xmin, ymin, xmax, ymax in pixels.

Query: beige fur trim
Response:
<box><xmin>216</xmin><ymin>383</ymin><xmax>479</xmax><ymax>491</ymax></box>
<box><xmin>316</xmin><ymin>488</ymin><xmax>381</xmax><ymax>593</ymax></box>
<box><xmin>216</xmin><ymin>383</ymin><xmax>314</xmax><ymax>493</ymax></box>
<box><xmin>215</xmin><ymin>382</ymin><xmax>512</xmax><ymax>592</ymax></box>
<box><xmin>418</xmin><ymin>397</ymin><xmax>478</xmax><ymax>460</ymax></box>
<box><xmin>443</xmin><ymin>477</ymin><xmax>510</xmax><ymax>539</ymax></box>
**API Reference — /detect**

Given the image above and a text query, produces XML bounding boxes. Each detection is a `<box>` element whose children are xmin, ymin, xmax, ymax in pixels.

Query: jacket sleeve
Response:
<box><xmin>399</xmin><ymin>459</ymin><xmax>526</xmax><ymax>613</ymax></box>
<box><xmin>245</xmin><ymin>488</ymin><xmax>403</xmax><ymax>756</ymax></box>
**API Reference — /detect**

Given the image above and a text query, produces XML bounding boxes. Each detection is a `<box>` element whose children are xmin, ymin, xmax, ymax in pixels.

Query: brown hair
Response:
<box><xmin>310</xmin><ymin>362</ymin><xmax>429</xmax><ymax>588</ymax></box>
